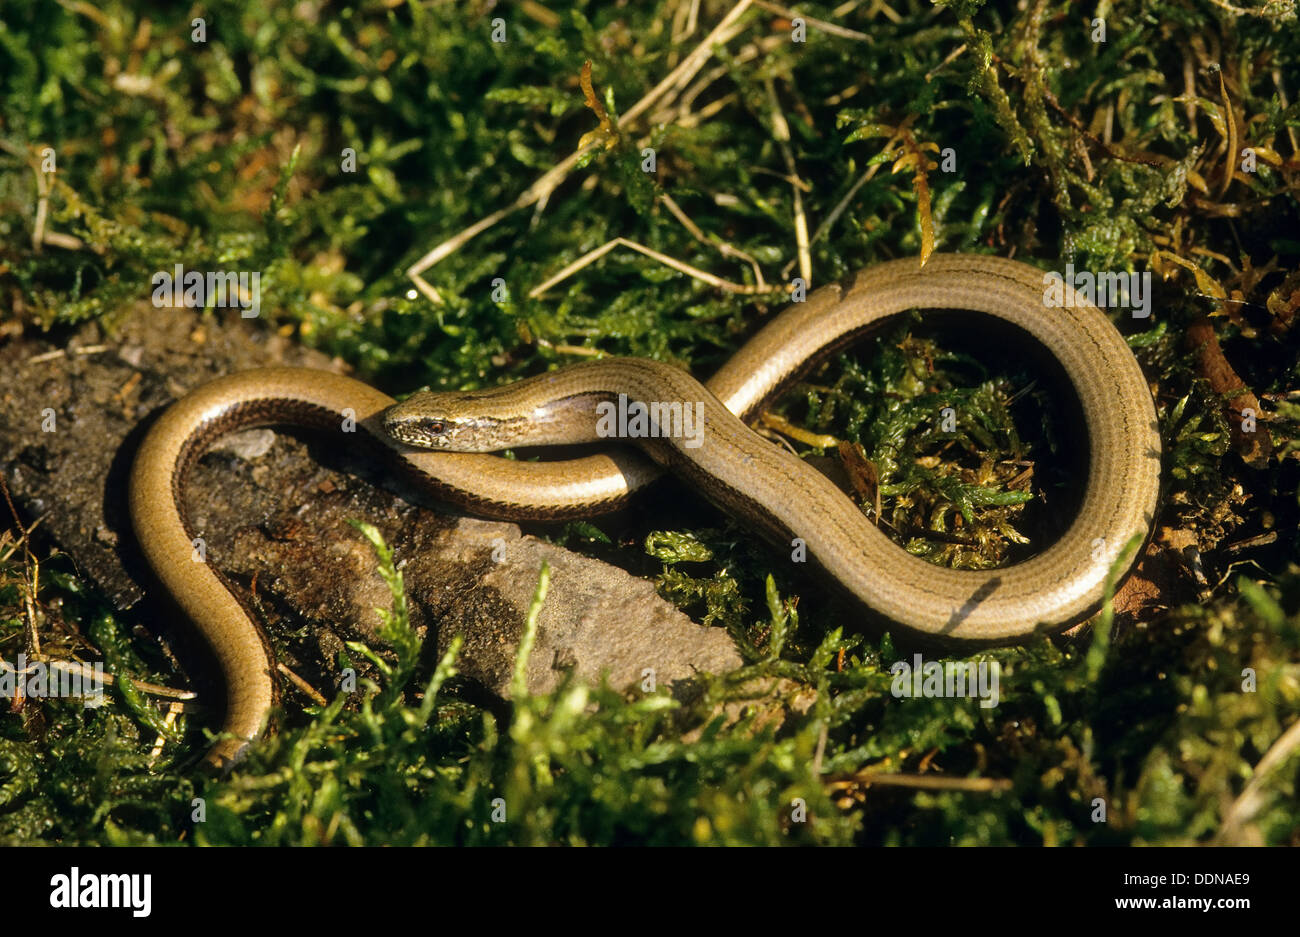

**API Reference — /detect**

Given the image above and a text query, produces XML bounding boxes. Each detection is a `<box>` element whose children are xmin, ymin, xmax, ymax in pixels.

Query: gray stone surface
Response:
<box><xmin>0</xmin><ymin>304</ymin><xmax>740</xmax><ymax>718</ymax></box>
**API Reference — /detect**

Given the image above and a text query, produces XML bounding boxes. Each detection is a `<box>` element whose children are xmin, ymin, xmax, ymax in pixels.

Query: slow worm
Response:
<box><xmin>129</xmin><ymin>254</ymin><xmax>1161</xmax><ymax>768</ymax></box>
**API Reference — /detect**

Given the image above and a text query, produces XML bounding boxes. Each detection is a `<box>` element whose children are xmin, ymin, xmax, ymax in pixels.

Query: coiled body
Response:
<box><xmin>128</xmin><ymin>255</ymin><xmax>1161</xmax><ymax>768</ymax></box>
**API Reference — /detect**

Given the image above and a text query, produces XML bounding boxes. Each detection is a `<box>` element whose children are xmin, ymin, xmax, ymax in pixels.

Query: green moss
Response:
<box><xmin>2</xmin><ymin>0</ymin><xmax>1298</xmax><ymax>845</ymax></box>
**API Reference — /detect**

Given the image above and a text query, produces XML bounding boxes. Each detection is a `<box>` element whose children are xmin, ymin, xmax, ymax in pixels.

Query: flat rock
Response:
<box><xmin>0</xmin><ymin>305</ymin><xmax>740</xmax><ymax>721</ymax></box>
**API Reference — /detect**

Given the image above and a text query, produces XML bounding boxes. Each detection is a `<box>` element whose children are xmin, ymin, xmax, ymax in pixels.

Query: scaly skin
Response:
<box><xmin>129</xmin><ymin>255</ymin><xmax>1161</xmax><ymax>769</ymax></box>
